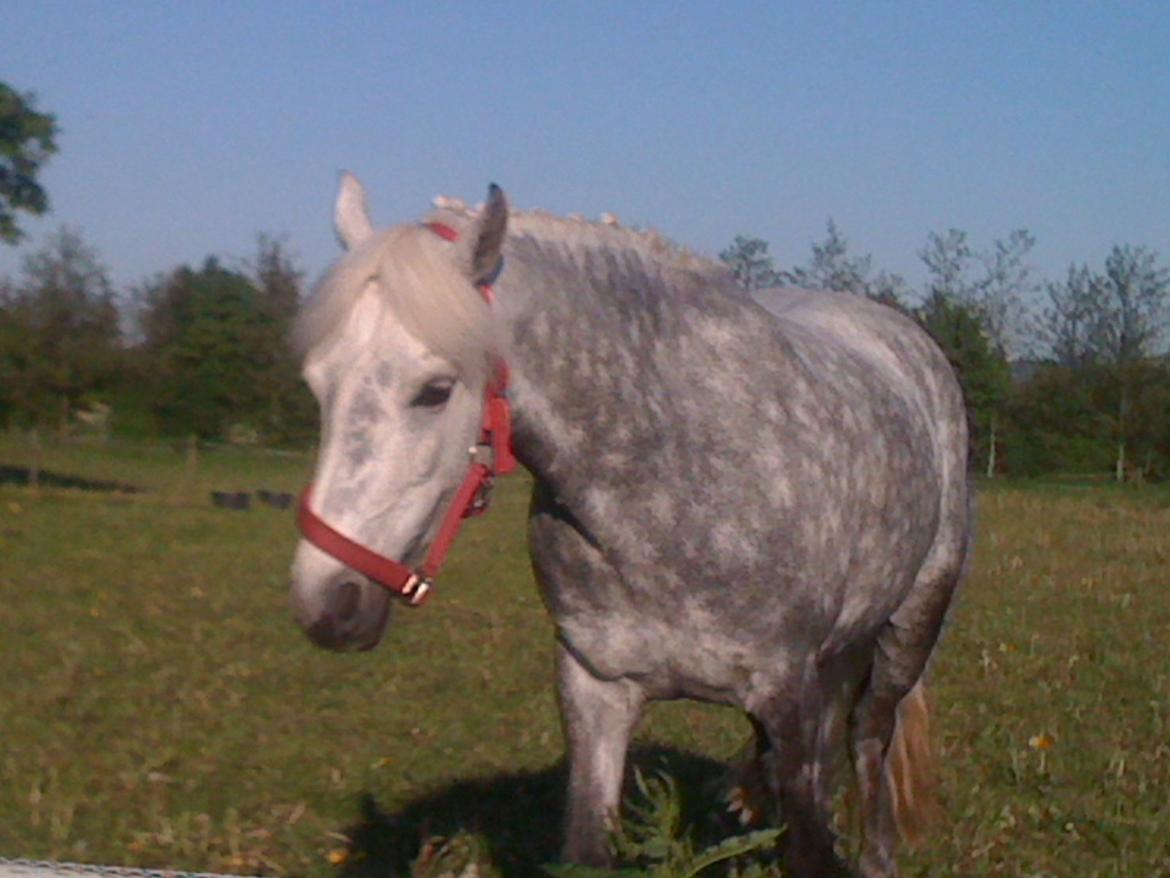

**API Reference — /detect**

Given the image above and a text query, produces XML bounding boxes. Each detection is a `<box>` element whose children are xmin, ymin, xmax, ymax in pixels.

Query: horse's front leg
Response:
<box><xmin>556</xmin><ymin>639</ymin><xmax>645</xmax><ymax>866</ymax></box>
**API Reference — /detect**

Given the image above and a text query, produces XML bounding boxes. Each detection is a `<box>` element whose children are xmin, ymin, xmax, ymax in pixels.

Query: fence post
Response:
<box><xmin>185</xmin><ymin>434</ymin><xmax>199</xmax><ymax>501</ymax></box>
<box><xmin>29</xmin><ymin>429</ymin><xmax>41</xmax><ymax>493</ymax></box>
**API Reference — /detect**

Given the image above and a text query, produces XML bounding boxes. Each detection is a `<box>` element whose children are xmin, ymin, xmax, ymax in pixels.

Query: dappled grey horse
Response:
<box><xmin>288</xmin><ymin>174</ymin><xmax>970</xmax><ymax>878</ymax></box>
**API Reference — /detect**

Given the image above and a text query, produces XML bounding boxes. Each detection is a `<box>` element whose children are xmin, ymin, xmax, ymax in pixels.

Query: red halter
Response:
<box><xmin>297</xmin><ymin>221</ymin><xmax>515</xmax><ymax>606</ymax></box>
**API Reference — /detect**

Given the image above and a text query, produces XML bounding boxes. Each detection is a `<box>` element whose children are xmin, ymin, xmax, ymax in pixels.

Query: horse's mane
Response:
<box><xmin>424</xmin><ymin>194</ymin><xmax>732</xmax><ymax>291</ymax></box>
<box><xmin>507</xmin><ymin>209</ymin><xmax>730</xmax><ymax>285</ymax></box>
<box><xmin>293</xmin><ymin>197</ymin><xmax>733</xmax><ymax>381</ymax></box>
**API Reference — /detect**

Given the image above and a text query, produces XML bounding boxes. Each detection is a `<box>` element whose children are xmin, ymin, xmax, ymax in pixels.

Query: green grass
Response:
<box><xmin>910</xmin><ymin>487</ymin><xmax>1170</xmax><ymax>877</ymax></box>
<box><xmin>1</xmin><ymin>437</ymin><xmax>1168</xmax><ymax>876</ymax></box>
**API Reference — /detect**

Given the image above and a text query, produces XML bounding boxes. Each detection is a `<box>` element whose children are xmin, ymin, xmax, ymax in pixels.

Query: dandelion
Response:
<box><xmin>327</xmin><ymin>848</ymin><xmax>349</xmax><ymax>866</ymax></box>
<box><xmin>1028</xmin><ymin>732</ymin><xmax>1055</xmax><ymax>751</ymax></box>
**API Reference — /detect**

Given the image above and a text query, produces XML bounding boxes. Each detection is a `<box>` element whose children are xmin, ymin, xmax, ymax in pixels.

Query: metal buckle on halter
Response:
<box><xmin>468</xmin><ymin>477</ymin><xmax>494</xmax><ymax>516</ymax></box>
<box><xmin>469</xmin><ymin>442</ymin><xmax>495</xmax><ymax>469</ymax></box>
<box><xmin>462</xmin><ymin>443</ymin><xmax>495</xmax><ymax>517</ymax></box>
<box><xmin>401</xmin><ymin>572</ymin><xmax>432</xmax><ymax>606</ymax></box>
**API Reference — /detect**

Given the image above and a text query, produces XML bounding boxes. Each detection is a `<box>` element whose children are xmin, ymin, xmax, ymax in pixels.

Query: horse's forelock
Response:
<box><xmin>293</xmin><ymin>222</ymin><xmax>497</xmax><ymax>384</ymax></box>
<box><xmin>292</xmin><ymin>228</ymin><xmax>396</xmax><ymax>359</ymax></box>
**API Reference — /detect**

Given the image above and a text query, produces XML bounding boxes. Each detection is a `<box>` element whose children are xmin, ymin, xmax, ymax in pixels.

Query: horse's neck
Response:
<box><xmin>493</xmin><ymin>234</ymin><xmax>744</xmax><ymax>494</ymax></box>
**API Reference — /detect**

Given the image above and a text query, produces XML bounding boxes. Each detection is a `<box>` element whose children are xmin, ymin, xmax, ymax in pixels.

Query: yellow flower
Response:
<box><xmin>1028</xmin><ymin>733</ymin><xmax>1055</xmax><ymax>751</ymax></box>
<box><xmin>327</xmin><ymin>848</ymin><xmax>349</xmax><ymax>866</ymax></box>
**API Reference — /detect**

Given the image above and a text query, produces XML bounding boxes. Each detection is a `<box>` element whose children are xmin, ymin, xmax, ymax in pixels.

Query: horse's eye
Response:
<box><xmin>411</xmin><ymin>380</ymin><xmax>454</xmax><ymax>408</ymax></box>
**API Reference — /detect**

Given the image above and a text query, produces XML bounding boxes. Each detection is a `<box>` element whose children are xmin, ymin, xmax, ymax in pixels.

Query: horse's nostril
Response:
<box><xmin>333</xmin><ymin>580</ymin><xmax>362</xmax><ymax>621</ymax></box>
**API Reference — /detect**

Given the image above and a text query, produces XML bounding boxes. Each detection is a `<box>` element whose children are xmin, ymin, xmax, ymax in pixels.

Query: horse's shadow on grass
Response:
<box><xmin>339</xmin><ymin>745</ymin><xmax>744</xmax><ymax>878</ymax></box>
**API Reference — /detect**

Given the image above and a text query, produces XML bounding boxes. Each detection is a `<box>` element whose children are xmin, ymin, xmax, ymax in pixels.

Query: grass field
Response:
<box><xmin>1</xmin><ymin>433</ymin><xmax>1168</xmax><ymax>877</ymax></box>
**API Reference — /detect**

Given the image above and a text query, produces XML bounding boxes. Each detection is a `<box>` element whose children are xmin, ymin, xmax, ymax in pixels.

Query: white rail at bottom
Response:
<box><xmin>0</xmin><ymin>862</ymin><xmax>255</xmax><ymax>878</ymax></box>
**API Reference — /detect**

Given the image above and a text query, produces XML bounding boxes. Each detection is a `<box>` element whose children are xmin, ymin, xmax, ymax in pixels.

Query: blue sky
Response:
<box><xmin>2</xmin><ymin>2</ymin><xmax>1168</xmax><ymax>297</ymax></box>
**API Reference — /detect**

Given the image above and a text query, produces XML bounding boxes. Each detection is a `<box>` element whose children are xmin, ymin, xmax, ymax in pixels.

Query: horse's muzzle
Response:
<box><xmin>290</xmin><ymin>546</ymin><xmax>393</xmax><ymax>652</ymax></box>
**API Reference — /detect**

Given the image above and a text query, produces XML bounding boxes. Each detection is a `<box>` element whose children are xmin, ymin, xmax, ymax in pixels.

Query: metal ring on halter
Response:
<box><xmin>401</xmin><ymin>573</ymin><xmax>432</xmax><ymax>606</ymax></box>
<box><xmin>469</xmin><ymin>443</ymin><xmax>496</xmax><ymax>469</ymax></box>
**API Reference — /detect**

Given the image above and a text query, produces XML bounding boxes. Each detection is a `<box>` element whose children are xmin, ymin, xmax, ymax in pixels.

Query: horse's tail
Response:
<box><xmin>887</xmin><ymin>679</ymin><xmax>939</xmax><ymax>847</ymax></box>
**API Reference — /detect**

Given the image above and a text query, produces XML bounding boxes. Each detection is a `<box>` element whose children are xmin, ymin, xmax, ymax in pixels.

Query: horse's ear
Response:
<box><xmin>467</xmin><ymin>183</ymin><xmax>508</xmax><ymax>283</ymax></box>
<box><xmin>334</xmin><ymin>172</ymin><xmax>374</xmax><ymax>250</ymax></box>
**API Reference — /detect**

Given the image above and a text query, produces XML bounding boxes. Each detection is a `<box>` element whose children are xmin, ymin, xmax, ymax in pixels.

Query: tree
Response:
<box><xmin>1038</xmin><ymin>245</ymin><xmax>1170</xmax><ymax>480</ymax></box>
<box><xmin>921</xmin><ymin>227</ymin><xmax>1038</xmax><ymax>352</ymax></box>
<box><xmin>785</xmin><ymin>219</ymin><xmax>868</xmax><ymax>294</ymax></box>
<box><xmin>248</xmin><ymin>235</ymin><xmax>315</xmax><ymax>443</ymax></box>
<box><xmin>0</xmin><ymin>227</ymin><xmax>120</xmax><ymax>427</ymax></box>
<box><xmin>137</xmin><ymin>258</ymin><xmax>268</xmax><ymax>438</ymax></box>
<box><xmin>135</xmin><ymin>241</ymin><xmax>312</xmax><ymax>442</ymax></box>
<box><xmin>919</xmin><ymin>229</ymin><xmax>975</xmax><ymax>303</ymax></box>
<box><xmin>1126</xmin><ymin>360</ymin><xmax>1170</xmax><ymax>480</ymax></box>
<box><xmin>1094</xmin><ymin>244</ymin><xmax>1170</xmax><ymax>365</ymax></box>
<box><xmin>919</xmin><ymin>230</ymin><xmax>994</xmax><ymax>473</ymax></box>
<box><xmin>785</xmin><ymin>219</ymin><xmax>911</xmax><ymax>308</ymax></box>
<box><xmin>1041</xmin><ymin>247</ymin><xmax>1169</xmax><ymax>367</ymax></box>
<box><xmin>1003</xmin><ymin>364</ymin><xmax>1114</xmax><ymax>476</ymax></box>
<box><xmin>918</xmin><ymin>227</ymin><xmax>1037</xmax><ymax>474</ymax></box>
<box><xmin>1094</xmin><ymin>245</ymin><xmax>1170</xmax><ymax>480</ymax></box>
<box><xmin>915</xmin><ymin>292</ymin><xmax>1012</xmax><ymax>477</ymax></box>
<box><xmin>719</xmin><ymin>235</ymin><xmax>780</xmax><ymax>291</ymax></box>
<box><xmin>1040</xmin><ymin>264</ymin><xmax>1098</xmax><ymax>368</ymax></box>
<box><xmin>252</xmin><ymin>234</ymin><xmax>301</xmax><ymax>324</ymax></box>
<box><xmin>0</xmin><ymin>82</ymin><xmax>59</xmax><ymax>244</ymax></box>
<box><xmin>866</xmin><ymin>269</ymin><xmax>913</xmax><ymax>311</ymax></box>
<box><xmin>977</xmin><ymin>229</ymin><xmax>1036</xmax><ymax>358</ymax></box>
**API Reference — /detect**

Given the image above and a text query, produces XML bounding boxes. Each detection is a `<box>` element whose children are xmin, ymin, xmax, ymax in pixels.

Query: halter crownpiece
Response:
<box><xmin>297</xmin><ymin>219</ymin><xmax>515</xmax><ymax>606</ymax></box>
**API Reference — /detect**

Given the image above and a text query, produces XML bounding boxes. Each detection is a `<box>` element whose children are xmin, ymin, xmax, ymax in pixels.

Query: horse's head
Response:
<box><xmin>289</xmin><ymin>173</ymin><xmax>508</xmax><ymax>651</ymax></box>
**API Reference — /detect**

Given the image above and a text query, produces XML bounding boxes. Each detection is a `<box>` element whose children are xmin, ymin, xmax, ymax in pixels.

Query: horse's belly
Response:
<box><xmin>536</xmin><ymin>453</ymin><xmax>942</xmax><ymax>704</ymax></box>
<box><xmin>559</xmin><ymin>616</ymin><xmax>774</xmax><ymax>704</ymax></box>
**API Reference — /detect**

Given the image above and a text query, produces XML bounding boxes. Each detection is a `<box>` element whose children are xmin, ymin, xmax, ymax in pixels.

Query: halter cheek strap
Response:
<box><xmin>297</xmin><ymin>220</ymin><xmax>515</xmax><ymax>606</ymax></box>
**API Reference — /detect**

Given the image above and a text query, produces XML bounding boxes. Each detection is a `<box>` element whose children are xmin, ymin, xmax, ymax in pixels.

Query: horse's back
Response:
<box><xmin>753</xmin><ymin>288</ymin><xmax>961</xmax><ymax>416</ymax></box>
<box><xmin>752</xmin><ymin>286</ymin><xmax>967</xmax><ymax>486</ymax></box>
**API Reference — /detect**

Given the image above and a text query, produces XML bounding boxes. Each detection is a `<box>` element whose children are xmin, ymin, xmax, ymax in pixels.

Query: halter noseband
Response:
<box><xmin>296</xmin><ymin>221</ymin><xmax>515</xmax><ymax>606</ymax></box>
